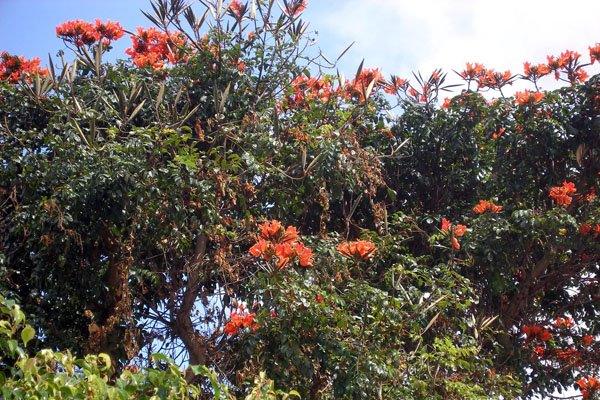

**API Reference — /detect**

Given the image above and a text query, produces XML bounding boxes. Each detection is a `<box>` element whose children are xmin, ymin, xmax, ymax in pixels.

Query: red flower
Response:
<box><xmin>337</xmin><ymin>240</ymin><xmax>377</xmax><ymax>260</ymax></box>
<box><xmin>473</xmin><ymin>200</ymin><xmax>503</xmax><ymax>214</ymax></box>
<box><xmin>522</xmin><ymin>324</ymin><xmax>552</xmax><ymax>342</ymax></box>
<box><xmin>579</xmin><ymin>224</ymin><xmax>592</xmax><ymax>235</ymax></box>
<box><xmin>578</xmin><ymin>377</ymin><xmax>600</xmax><ymax>399</ymax></box>
<box><xmin>315</xmin><ymin>294</ymin><xmax>324</xmax><ymax>304</ymax></box>
<box><xmin>549</xmin><ymin>181</ymin><xmax>577</xmax><ymax>206</ymax></box>
<box><xmin>532</xmin><ymin>346</ymin><xmax>545</xmax><ymax>361</ymax></box>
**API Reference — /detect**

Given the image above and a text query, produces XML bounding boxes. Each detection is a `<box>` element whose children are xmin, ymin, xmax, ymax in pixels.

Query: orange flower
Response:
<box><xmin>229</xmin><ymin>0</ymin><xmax>245</xmax><ymax>18</ymax></box>
<box><xmin>274</xmin><ymin>242</ymin><xmax>294</xmax><ymax>269</ymax></box>
<box><xmin>223</xmin><ymin>309</ymin><xmax>257</xmax><ymax>336</ymax></box>
<box><xmin>282</xmin><ymin>226</ymin><xmax>299</xmax><ymax>243</ymax></box>
<box><xmin>259</xmin><ymin>220</ymin><xmax>283</xmax><ymax>240</ymax></box>
<box><xmin>441</xmin><ymin>218</ymin><xmax>451</xmax><ymax>232</ymax></box>
<box><xmin>384</xmin><ymin>75</ymin><xmax>408</xmax><ymax>95</ymax></box>
<box><xmin>473</xmin><ymin>200</ymin><xmax>503</xmax><ymax>214</ymax></box>
<box><xmin>0</xmin><ymin>52</ymin><xmax>47</xmax><ymax>83</ymax></box>
<box><xmin>315</xmin><ymin>294</ymin><xmax>324</xmax><ymax>304</ymax></box>
<box><xmin>337</xmin><ymin>240</ymin><xmax>377</xmax><ymax>260</ymax></box>
<box><xmin>250</xmin><ymin>220</ymin><xmax>313</xmax><ymax>269</ymax></box>
<box><xmin>441</xmin><ymin>218</ymin><xmax>466</xmax><ymax>249</ymax></box>
<box><xmin>523</xmin><ymin>61</ymin><xmax>550</xmax><ymax>79</ymax></box>
<box><xmin>451</xmin><ymin>236</ymin><xmax>460</xmax><ymax>250</ymax></box>
<box><xmin>125</xmin><ymin>27</ymin><xmax>188</xmax><ymax>69</ymax></box>
<box><xmin>522</xmin><ymin>324</ymin><xmax>552</xmax><ymax>342</ymax></box>
<box><xmin>454</xmin><ymin>224</ymin><xmax>467</xmax><ymax>237</ymax></box>
<box><xmin>549</xmin><ymin>181</ymin><xmax>577</xmax><ymax>206</ymax></box>
<box><xmin>293</xmin><ymin>242</ymin><xmax>314</xmax><ymax>267</ymax></box>
<box><xmin>459</xmin><ymin>62</ymin><xmax>485</xmax><ymax>80</ymax></box>
<box><xmin>583</xmin><ymin>335</ymin><xmax>594</xmax><ymax>346</ymax></box>
<box><xmin>590</xmin><ymin>44</ymin><xmax>600</xmax><ymax>64</ymax></box>
<box><xmin>515</xmin><ymin>90</ymin><xmax>544</xmax><ymax>106</ymax></box>
<box><xmin>578</xmin><ymin>377</ymin><xmax>600</xmax><ymax>399</ymax></box>
<box><xmin>283</xmin><ymin>0</ymin><xmax>307</xmax><ymax>16</ymax></box>
<box><xmin>554</xmin><ymin>317</ymin><xmax>574</xmax><ymax>329</ymax></box>
<box><xmin>249</xmin><ymin>238</ymin><xmax>270</xmax><ymax>258</ymax></box>
<box><xmin>491</xmin><ymin>128</ymin><xmax>505</xmax><ymax>140</ymax></box>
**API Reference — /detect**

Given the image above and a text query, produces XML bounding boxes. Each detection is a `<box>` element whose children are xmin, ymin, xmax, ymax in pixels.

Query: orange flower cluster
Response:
<box><xmin>337</xmin><ymin>240</ymin><xmax>377</xmax><ymax>260</ymax></box>
<box><xmin>477</xmin><ymin>69</ymin><xmax>513</xmax><ymax>90</ymax></box>
<box><xmin>384</xmin><ymin>75</ymin><xmax>409</xmax><ymax>96</ymax></box>
<box><xmin>514</xmin><ymin>90</ymin><xmax>544</xmax><ymax>106</ymax></box>
<box><xmin>522</xmin><ymin>324</ymin><xmax>552</xmax><ymax>343</ymax></box>
<box><xmin>249</xmin><ymin>220</ymin><xmax>314</xmax><ymax>269</ymax></box>
<box><xmin>345</xmin><ymin>67</ymin><xmax>384</xmax><ymax>101</ymax></box>
<box><xmin>473</xmin><ymin>200</ymin><xmax>503</xmax><ymax>214</ymax></box>
<box><xmin>459</xmin><ymin>62</ymin><xmax>485</xmax><ymax>81</ymax></box>
<box><xmin>125</xmin><ymin>27</ymin><xmax>188</xmax><ymax>69</ymax></box>
<box><xmin>549</xmin><ymin>181</ymin><xmax>577</xmax><ymax>206</ymax></box>
<box><xmin>441</xmin><ymin>218</ymin><xmax>467</xmax><ymax>250</ymax></box>
<box><xmin>554</xmin><ymin>347</ymin><xmax>582</xmax><ymax>366</ymax></box>
<box><xmin>523</xmin><ymin>61</ymin><xmax>550</xmax><ymax>81</ymax></box>
<box><xmin>547</xmin><ymin>50</ymin><xmax>589</xmax><ymax>83</ymax></box>
<box><xmin>56</xmin><ymin>19</ymin><xmax>124</xmax><ymax>47</ymax></box>
<box><xmin>288</xmin><ymin>74</ymin><xmax>333</xmax><ymax>107</ymax></box>
<box><xmin>223</xmin><ymin>307</ymin><xmax>258</xmax><ymax>336</ymax></box>
<box><xmin>0</xmin><ymin>52</ymin><xmax>47</xmax><ymax>83</ymax></box>
<box><xmin>554</xmin><ymin>317</ymin><xmax>575</xmax><ymax>329</ymax></box>
<box><xmin>578</xmin><ymin>377</ymin><xmax>600</xmax><ymax>399</ymax></box>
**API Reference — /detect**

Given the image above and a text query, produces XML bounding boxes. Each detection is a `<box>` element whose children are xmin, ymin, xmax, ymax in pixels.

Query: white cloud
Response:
<box><xmin>307</xmin><ymin>0</ymin><xmax>600</xmax><ymax>93</ymax></box>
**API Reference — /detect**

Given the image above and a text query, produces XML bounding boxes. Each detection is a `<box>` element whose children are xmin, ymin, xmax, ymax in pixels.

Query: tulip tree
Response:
<box><xmin>1</xmin><ymin>0</ymin><xmax>600</xmax><ymax>398</ymax></box>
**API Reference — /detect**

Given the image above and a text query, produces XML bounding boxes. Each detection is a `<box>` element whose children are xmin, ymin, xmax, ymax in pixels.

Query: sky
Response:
<box><xmin>1</xmin><ymin>0</ymin><xmax>599</xmax><ymax>95</ymax></box>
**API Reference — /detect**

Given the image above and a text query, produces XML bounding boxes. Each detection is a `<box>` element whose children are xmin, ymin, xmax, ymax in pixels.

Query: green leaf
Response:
<box><xmin>21</xmin><ymin>325</ymin><xmax>35</xmax><ymax>347</ymax></box>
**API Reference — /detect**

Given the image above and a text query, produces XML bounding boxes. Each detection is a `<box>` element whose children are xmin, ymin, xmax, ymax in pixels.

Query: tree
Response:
<box><xmin>1</xmin><ymin>0</ymin><xmax>600</xmax><ymax>398</ymax></box>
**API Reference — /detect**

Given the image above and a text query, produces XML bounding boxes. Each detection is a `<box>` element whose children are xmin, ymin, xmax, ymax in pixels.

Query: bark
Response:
<box><xmin>173</xmin><ymin>232</ymin><xmax>208</xmax><ymax>366</ymax></box>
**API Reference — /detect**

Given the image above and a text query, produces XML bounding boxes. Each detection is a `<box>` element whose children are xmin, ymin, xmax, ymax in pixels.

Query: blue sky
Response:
<box><xmin>1</xmin><ymin>0</ymin><xmax>599</xmax><ymax>94</ymax></box>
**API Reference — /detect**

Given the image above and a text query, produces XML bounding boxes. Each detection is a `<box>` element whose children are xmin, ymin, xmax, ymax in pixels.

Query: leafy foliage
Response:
<box><xmin>1</xmin><ymin>0</ymin><xmax>600</xmax><ymax>398</ymax></box>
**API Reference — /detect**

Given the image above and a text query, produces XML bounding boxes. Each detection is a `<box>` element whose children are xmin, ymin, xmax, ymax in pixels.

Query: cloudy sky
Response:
<box><xmin>1</xmin><ymin>0</ymin><xmax>599</xmax><ymax>95</ymax></box>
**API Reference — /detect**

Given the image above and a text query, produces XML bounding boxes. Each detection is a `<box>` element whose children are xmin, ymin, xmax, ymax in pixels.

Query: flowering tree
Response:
<box><xmin>1</xmin><ymin>0</ymin><xmax>600</xmax><ymax>398</ymax></box>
